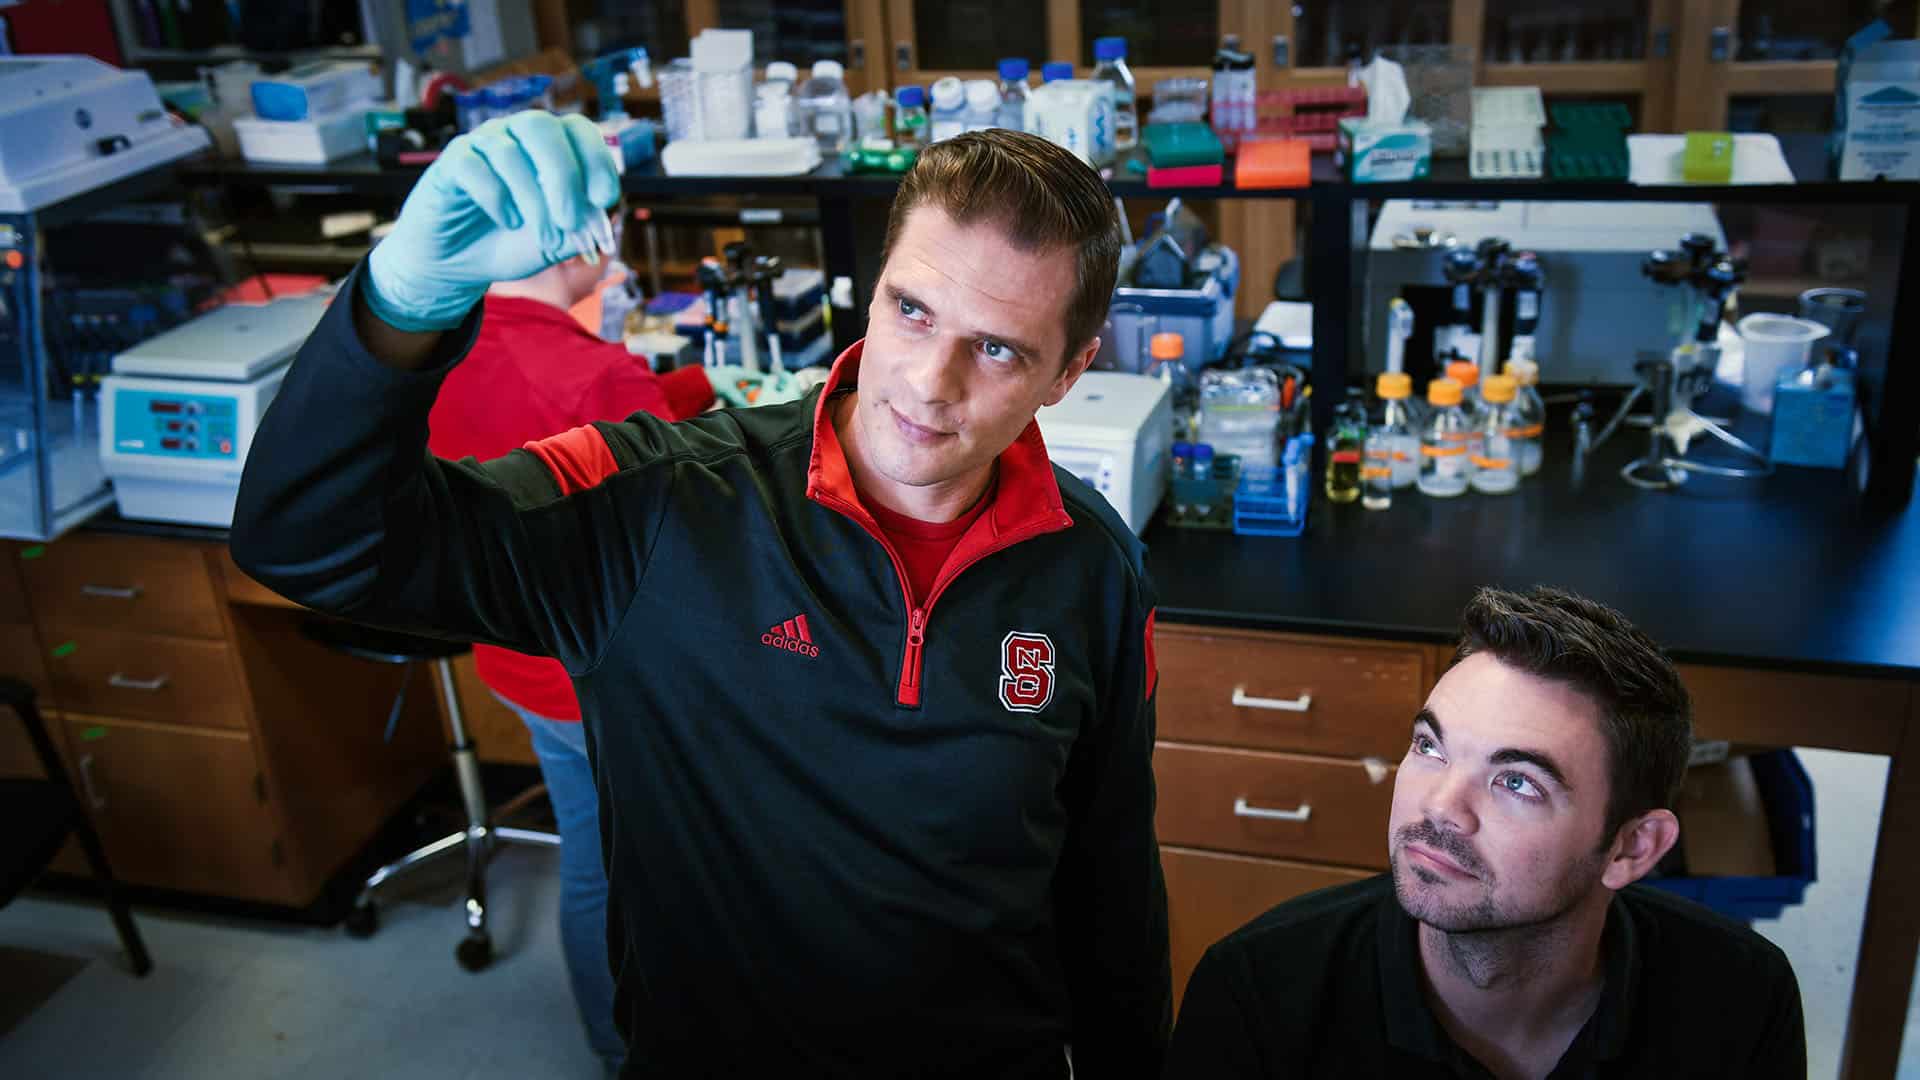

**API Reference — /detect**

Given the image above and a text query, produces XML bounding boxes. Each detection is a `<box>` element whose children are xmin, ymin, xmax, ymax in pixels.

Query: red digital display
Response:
<box><xmin>149</xmin><ymin>401</ymin><xmax>183</xmax><ymax>415</ymax></box>
<box><xmin>160</xmin><ymin>437</ymin><xmax>181</xmax><ymax>450</ymax></box>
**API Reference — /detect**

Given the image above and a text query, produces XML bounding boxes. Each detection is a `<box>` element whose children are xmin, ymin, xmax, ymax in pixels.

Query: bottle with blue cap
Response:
<box><xmin>1041</xmin><ymin>62</ymin><xmax>1076</xmax><ymax>84</ymax></box>
<box><xmin>1091</xmin><ymin>37</ymin><xmax>1137</xmax><ymax>150</ymax></box>
<box><xmin>996</xmin><ymin>59</ymin><xmax>1031</xmax><ymax>131</ymax></box>
<box><xmin>894</xmin><ymin>85</ymin><xmax>929</xmax><ymax>148</ymax></box>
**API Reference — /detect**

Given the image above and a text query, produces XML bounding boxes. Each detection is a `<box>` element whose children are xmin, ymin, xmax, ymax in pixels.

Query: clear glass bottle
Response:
<box><xmin>1505</xmin><ymin>358</ymin><xmax>1546</xmax><ymax>477</ymax></box>
<box><xmin>1170</xmin><ymin>441</ymin><xmax>1193</xmax><ymax>520</ymax></box>
<box><xmin>796</xmin><ymin>60</ymin><xmax>853</xmax><ymax>153</ymax></box>
<box><xmin>1362</xmin><ymin>425</ymin><xmax>1394</xmax><ymax>510</ymax></box>
<box><xmin>1191</xmin><ymin>443</ymin><xmax>1217</xmax><ymax>519</ymax></box>
<box><xmin>963</xmin><ymin>79</ymin><xmax>999</xmax><ymax>132</ymax></box>
<box><xmin>1471</xmin><ymin>374</ymin><xmax>1521</xmax><ymax>495</ymax></box>
<box><xmin>929</xmin><ymin>76</ymin><xmax>967</xmax><ymax>142</ymax></box>
<box><xmin>1444</xmin><ymin>359</ymin><xmax>1486</xmax><ymax>429</ymax></box>
<box><xmin>893</xmin><ymin>85</ymin><xmax>929</xmax><ymax>148</ymax></box>
<box><xmin>1325</xmin><ymin>402</ymin><xmax>1365</xmax><ymax>504</ymax></box>
<box><xmin>1419</xmin><ymin>378</ymin><xmax>1472</xmax><ymax>498</ymax></box>
<box><xmin>1374</xmin><ymin>371</ymin><xmax>1420</xmax><ymax>490</ymax></box>
<box><xmin>996</xmin><ymin>59</ymin><xmax>1032</xmax><ymax>131</ymax></box>
<box><xmin>1092</xmin><ymin>36</ymin><xmax>1138</xmax><ymax>151</ymax></box>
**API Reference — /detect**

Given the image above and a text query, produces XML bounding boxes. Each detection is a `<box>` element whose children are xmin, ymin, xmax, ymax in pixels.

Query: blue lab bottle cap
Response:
<box><xmin>1094</xmin><ymin>37</ymin><xmax>1127</xmax><ymax>61</ymax></box>
<box><xmin>1172</xmin><ymin>441</ymin><xmax>1192</xmax><ymax>458</ymax></box>
<box><xmin>1193</xmin><ymin>443</ymin><xmax>1215</xmax><ymax>462</ymax></box>
<box><xmin>999</xmin><ymin>58</ymin><xmax>1030</xmax><ymax>81</ymax></box>
<box><xmin>897</xmin><ymin>85</ymin><xmax>926</xmax><ymax>108</ymax></box>
<box><xmin>1041</xmin><ymin>62</ymin><xmax>1075</xmax><ymax>83</ymax></box>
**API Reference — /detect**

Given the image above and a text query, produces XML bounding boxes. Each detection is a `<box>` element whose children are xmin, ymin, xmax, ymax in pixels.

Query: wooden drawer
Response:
<box><xmin>1680</xmin><ymin>663</ymin><xmax>1912</xmax><ymax>756</ymax></box>
<box><xmin>18</xmin><ymin>534</ymin><xmax>224</xmax><ymax>641</ymax></box>
<box><xmin>1163</xmin><ymin>846</ymin><xmax>1370</xmax><ymax>1013</ymax></box>
<box><xmin>211</xmin><ymin>546</ymin><xmax>301</xmax><ymax>610</ymax></box>
<box><xmin>62</xmin><ymin>715</ymin><xmax>289</xmax><ymax>902</ymax></box>
<box><xmin>1155</xmin><ymin>626</ymin><xmax>1427</xmax><ymax>758</ymax></box>
<box><xmin>1155</xmin><ymin>742</ymin><xmax>1393</xmax><ymax>869</ymax></box>
<box><xmin>42</xmin><ymin>623</ymin><xmax>247</xmax><ymax>731</ymax></box>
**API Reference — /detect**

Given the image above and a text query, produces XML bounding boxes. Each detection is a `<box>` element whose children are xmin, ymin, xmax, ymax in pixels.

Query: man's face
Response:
<box><xmin>1387</xmin><ymin>652</ymin><xmax>1616</xmax><ymax>934</ymax></box>
<box><xmin>853</xmin><ymin>206</ymin><xmax>1095</xmax><ymax>498</ymax></box>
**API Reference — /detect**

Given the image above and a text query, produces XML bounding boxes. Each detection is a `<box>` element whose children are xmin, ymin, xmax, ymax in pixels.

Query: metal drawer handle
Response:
<box><xmin>81</xmin><ymin>584</ymin><xmax>143</xmax><ymax>600</ymax></box>
<box><xmin>108</xmin><ymin>672</ymin><xmax>170</xmax><ymax>692</ymax></box>
<box><xmin>1232</xmin><ymin>687</ymin><xmax>1313</xmax><ymax>713</ymax></box>
<box><xmin>79</xmin><ymin>754</ymin><xmax>107</xmax><ymax>809</ymax></box>
<box><xmin>1234</xmin><ymin>798</ymin><xmax>1312</xmax><ymax>823</ymax></box>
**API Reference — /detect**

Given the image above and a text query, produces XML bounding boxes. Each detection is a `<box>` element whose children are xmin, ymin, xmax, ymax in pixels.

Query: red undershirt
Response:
<box><xmin>864</xmin><ymin>478</ymin><xmax>996</xmax><ymax>607</ymax></box>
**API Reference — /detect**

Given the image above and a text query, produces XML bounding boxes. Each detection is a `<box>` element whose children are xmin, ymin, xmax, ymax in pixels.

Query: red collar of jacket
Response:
<box><xmin>805</xmin><ymin>339</ymin><xmax>1073</xmax><ymax>540</ymax></box>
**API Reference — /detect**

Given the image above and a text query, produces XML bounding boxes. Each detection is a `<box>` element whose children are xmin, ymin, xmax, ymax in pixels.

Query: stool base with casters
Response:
<box><xmin>302</xmin><ymin>621</ymin><xmax>559</xmax><ymax>971</ymax></box>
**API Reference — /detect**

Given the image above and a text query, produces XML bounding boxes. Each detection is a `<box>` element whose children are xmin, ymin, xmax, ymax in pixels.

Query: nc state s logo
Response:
<box><xmin>999</xmin><ymin>631</ymin><xmax>1056</xmax><ymax>713</ymax></box>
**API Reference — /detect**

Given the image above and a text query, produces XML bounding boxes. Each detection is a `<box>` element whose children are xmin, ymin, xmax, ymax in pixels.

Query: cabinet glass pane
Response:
<box><xmin>1736</xmin><ymin>2</ymin><xmax>1917</xmax><ymax>61</ymax></box>
<box><xmin>1293</xmin><ymin>1</ymin><xmax>1453</xmax><ymax>69</ymax></box>
<box><xmin>912</xmin><ymin>0</ymin><xmax>1049</xmax><ymax>71</ymax></box>
<box><xmin>1483</xmin><ymin>0</ymin><xmax>1648</xmax><ymax>64</ymax></box>
<box><xmin>569</xmin><ymin>0</ymin><xmax>690</xmax><ymax>61</ymax></box>
<box><xmin>1079</xmin><ymin>2</ymin><xmax>1219</xmax><ymax>68</ymax></box>
<box><xmin>718</xmin><ymin>0</ymin><xmax>848</xmax><ymax>68</ymax></box>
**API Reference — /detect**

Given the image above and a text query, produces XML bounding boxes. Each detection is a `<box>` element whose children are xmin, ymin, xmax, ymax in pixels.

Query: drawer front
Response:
<box><xmin>1680</xmin><ymin>664</ymin><xmax>1912</xmax><ymax>756</ymax></box>
<box><xmin>212</xmin><ymin>546</ymin><xmax>301</xmax><ymax>610</ymax></box>
<box><xmin>63</xmin><ymin>715</ymin><xmax>289</xmax><ymax>902</ymax></box>
<box><xmin>19</xmin><ymin>534</ymin><xmax>224</xmax><ymax>640</ymax></box>
<box><xmin>1155</xmin><ymin>742</ymin><xmax>1393</xmax><ymax>869</ymax></box>
<box><xmin>1155</xmin><ymin>627</ymin><xmax>1426</xmax><ymax>758</ymax></box>
<box><xmin>1163</xmin><ymin>846</ymin><xmax>1370</xmax><ymax>1013</ymax></box>
<box><xmin>42</xmin><ymin>623</ymin><xmax>247</xmax><ymax>731</ymax></box>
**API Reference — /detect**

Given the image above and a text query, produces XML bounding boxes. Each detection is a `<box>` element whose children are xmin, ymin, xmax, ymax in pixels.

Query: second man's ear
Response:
<box><xmin>1600</xmin><ymin>808</ymin><xmax>1681</xmax><ymax>891</ymax></box>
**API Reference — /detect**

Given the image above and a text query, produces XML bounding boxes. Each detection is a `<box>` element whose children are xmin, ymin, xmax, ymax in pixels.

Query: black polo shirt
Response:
<box><xmin>1164</xmin><ymin>875</ymin><xmax>1804</xmax><ymax>1079</ymax></box>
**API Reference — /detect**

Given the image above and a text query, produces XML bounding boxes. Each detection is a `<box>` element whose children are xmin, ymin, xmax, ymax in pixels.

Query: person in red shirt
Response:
<box><xmin>427</xmin><ymin>229</ymin><xmax>712</xmax><ymax>1076</ymax></box>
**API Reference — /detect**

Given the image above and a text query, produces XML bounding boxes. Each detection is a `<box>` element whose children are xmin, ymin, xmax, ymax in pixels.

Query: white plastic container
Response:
<box><xmin>929</xmin><ymin>77</ymin><xmax>967</xmax><ymax>142</ymax></box>
<box><xmin>1025</xmin><ymin>80</ymin><xmax>1115</xmax><ymax>166</ymax></box>
<box><xmin>795</xmin><ymin>60</ymin><xmax>853</xmax><ymax>154</ymax></box>
<box><xmin>693</xmin><ymin>29</ymin><xmax>754</xmax><ymax>140</ymax></box>
<box><xmin>996</xmin><ymin>59</ymin><xmax>1031</xmax><ymax>130</ymax></box>
<box><xmin>1735</xmin><ymin>314</ymin><xmax>1829</xmax><ymax>414</ymax></box>
<box><xmin>964</xmin><ymin>79</ymin><xmax>999</xmax><ymax>132</ymax></box>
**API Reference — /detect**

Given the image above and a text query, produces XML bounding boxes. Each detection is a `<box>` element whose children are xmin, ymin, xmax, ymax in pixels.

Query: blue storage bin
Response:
<box><xmin>1646</xmin><ymin>749</ymin><xmax>1816</xmax><ymax>923</ymax></box>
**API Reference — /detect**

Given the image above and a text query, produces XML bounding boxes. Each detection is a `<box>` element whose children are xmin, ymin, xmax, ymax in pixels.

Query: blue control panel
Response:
<box><xmin>112</xmin><ymin>389</ymin><xmax>239</xmax><ymax>459</ymax></box>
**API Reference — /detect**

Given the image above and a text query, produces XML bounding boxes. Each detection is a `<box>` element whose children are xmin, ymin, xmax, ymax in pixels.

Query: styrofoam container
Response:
<box><xmin>1735</xmin><ymin>314</ymin><xmax>1829</xmax><ymax>414</ymax></box>
<box><xmin>234</xmin><ymin>107</ymin><xmax>369</xmax><ymax>164</ymax></box>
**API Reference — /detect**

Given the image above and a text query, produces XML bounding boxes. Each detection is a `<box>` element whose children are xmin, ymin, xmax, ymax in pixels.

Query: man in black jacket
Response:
<box><xmin>231</xmin><ymin>112</ymin><xmax>1169</xmax><ymax>1076</ymax></box>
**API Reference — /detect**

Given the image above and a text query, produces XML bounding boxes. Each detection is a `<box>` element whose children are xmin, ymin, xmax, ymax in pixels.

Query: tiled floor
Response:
<box><xmin>2</xmin><ymin>750</ymin><xmax>1919</xmax><ymax>1078</ymax></box>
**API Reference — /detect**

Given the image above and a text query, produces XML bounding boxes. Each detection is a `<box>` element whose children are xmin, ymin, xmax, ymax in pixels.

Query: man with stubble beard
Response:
<box><xmin>1164</xmin><ymin>586</ymin><xmax>1804</xmax><ymax>1079</ymax></box>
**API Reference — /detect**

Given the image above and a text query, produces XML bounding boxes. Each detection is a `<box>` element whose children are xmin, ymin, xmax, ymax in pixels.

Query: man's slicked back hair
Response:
<box><xmin>881</xmin><ymin>129</ymin><xmax>1123</xmax><ymax>367</ymax></box>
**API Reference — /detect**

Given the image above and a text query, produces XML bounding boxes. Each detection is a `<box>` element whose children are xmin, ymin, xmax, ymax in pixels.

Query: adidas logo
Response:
<box><xmin>761</xmin><ymin>614</ymin><xmax>819</xmax><ymax>658</ymax></box>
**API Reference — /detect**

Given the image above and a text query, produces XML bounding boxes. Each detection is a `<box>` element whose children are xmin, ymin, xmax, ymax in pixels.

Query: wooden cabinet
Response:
<box><xmin>1162</xmin><ymin>846</ymin><xmax>1369</xmax><ymax>1013</ymax></box>
<box><xmin>1152</xmin><ymin>623</ymin><xmax>1434</xmax><ymax>1006</ymax></box>
<box><xmin>61</xmin><ymin>715</ymin><xmax>290</xmax><ymax>902</ymax></box>
<box><xmin>5</xmin><ymin>533</ymin><xmax>445</xmax><ymax>908</ymax></box>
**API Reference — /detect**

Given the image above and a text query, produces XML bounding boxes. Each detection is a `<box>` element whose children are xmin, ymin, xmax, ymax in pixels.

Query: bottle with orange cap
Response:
<box><xmin>1373</xmin><ymin>371</ymin><xmax>1420</xmax><ymax>490</ymax></box>
<box><xmin>1504</xmin><ymin>358</ymin><xmax>1546</xmax><ymax>477</ymax></box>
<box><xmin>1418</xmin><ymin>377</ymin><xmax>1473</xmax><ymax>498</ymax></box>
<box><xmin>1470</xmin><ymin>374</ymin><xmax>1521</xmax><ymax>495</ymax></box>
<box><xmin>1444</xmin><ymin>358</ymin><xmax>1487</xmax><ymax>427</ymax></box>
<box><xmin>1146</xmin><ymin>330</ymin><xmax>1193</xmax><ymax>439</ymax></box>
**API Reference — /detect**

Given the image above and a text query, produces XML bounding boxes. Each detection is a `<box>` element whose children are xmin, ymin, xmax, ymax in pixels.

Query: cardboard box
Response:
<box><xmin>1337</xmin><ymin>117</ymin><xmax>1431</xmax><ymax>183</ymax></box>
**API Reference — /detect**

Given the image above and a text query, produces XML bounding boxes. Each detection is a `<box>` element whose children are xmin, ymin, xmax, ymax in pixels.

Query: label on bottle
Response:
<box><xmin>1421</xmin><ymin>444</ymin><xmax>1468</xmax><ymax>457</ymax></box>
<box><xmin>1517</xmin><ymin>293</ymin><xmax>1539</xmax><ymax>320</ymax></box>
<box><xmin>1331</xmin><ymin>449</ymin><xmax>1362</xmax><ymax>464</ymax></box>
<box><xmin>1507</xmin><ymin>423</ymin><xmax>1544</xmax><ymax>438</ymax></box>
<box><xmin>1471</xmin><ymin>455</ymin><xmax>1513</xmax><ymax>469</ymax></box>
<box><xmin>1362</xmin><ymin>465</ymin><xmax>1392</xmax><ymax>480</ymax></box>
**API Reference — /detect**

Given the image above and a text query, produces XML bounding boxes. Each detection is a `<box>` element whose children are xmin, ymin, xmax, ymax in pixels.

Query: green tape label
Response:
<box><xmin>20</xmin><ymin>545</ymin><xmax>45</xmax><ymax>559</ymax></box>
<box><xmin>80</xmin><ymin>726</ymin><xmax>107</xmax><ymax>741</ymax></box>
<box><xmin>51</xmin><ymin>641</ymin><xmax>76</xmax><ymax>658</ymax></box>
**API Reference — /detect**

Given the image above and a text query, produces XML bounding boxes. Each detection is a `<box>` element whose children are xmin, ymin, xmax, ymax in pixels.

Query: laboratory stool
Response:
<box><xmin>300</xmin><ymin>620</ymin><xmax>558</xmax><ymax>972</ymax></box>
<box><xmin>0</xmin><ymin>678</ymin><xmax>152</xmax><ymax>977</ymax></box>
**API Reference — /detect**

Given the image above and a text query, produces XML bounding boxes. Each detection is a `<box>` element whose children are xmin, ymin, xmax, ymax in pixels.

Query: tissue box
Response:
<box><xmin>1838</xmin><ymin>40</ymin><xmax>1920</xmax><ymax>181</ymax></box>
<box><xmin>1337</xmin><ymin>118</ymin><xmax>1431</xmax><ymax>182</ymax></box>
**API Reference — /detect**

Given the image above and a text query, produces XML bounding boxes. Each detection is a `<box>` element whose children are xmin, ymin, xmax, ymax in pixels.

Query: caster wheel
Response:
<box><xmin>343</xmin><ymin>901</ymin><xmax>378</xmax><ymax>938</ymax></box>
<box><xmin>456</xmin><ymin>934</ymin><xmax>493</xmax><ymax>971</ymax></box>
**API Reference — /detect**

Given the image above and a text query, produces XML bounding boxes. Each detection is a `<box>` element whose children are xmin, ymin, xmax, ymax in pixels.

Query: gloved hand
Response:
<box><xmin>364</xmin><ymin>111</ymin><xmax>622</xmax><ymax>333</ymax></box>
<box><xmin>706</xmin><ymin>366</ymin><xmax>807</xmax><ymax>409</ymax></box>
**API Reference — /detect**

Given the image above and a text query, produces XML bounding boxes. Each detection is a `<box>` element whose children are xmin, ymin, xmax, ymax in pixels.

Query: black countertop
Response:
<box><xmin>1143</xmin><ymin>431</ymin><xmax>1920</xmax><ymax>679</ymax></box>
<box><xmin>86</xmin><ymin>432</ymin><xmax>1920</xmax><ymax>677</ymax></box>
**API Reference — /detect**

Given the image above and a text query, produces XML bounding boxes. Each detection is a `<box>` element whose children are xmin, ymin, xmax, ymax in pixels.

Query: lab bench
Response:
<box><xmin>1</xmin><ymin>429</ymin><xmax>1914</xmax><ymax>1069</ymax></box>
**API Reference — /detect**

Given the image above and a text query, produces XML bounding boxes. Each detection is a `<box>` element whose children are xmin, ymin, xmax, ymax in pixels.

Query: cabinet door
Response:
<box><xmin>61</xmin><ymin>716</ymin><xmax>290</xmax><ymax>903</ymax></box>
<box><xmin>700</xmin><ymin>0</ymin><xmax>888</xmax><ymax>94</ymax></box>
<box><xmin>885</xmin><ymin>0</ymin><xmax>1057</xmax><ymax>83</ymax></box>
<box><xmin>1162</xmin><ymin>846</ymin><xmax>1369</xmax><ymax>1013</ymax></box>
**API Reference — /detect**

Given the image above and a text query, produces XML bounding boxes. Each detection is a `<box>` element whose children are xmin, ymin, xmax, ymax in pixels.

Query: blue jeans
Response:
<box><xmin>501</xmin><ymin>696</ymin><xmax>625</xmax><ymax>1077</ymax></box>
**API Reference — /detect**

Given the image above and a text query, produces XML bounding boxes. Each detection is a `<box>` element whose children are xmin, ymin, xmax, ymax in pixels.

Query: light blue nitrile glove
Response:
<box><xmin>364</xmin><ymin>111</ymin><xmax>622</xmax><ymax>333</ymax></box>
